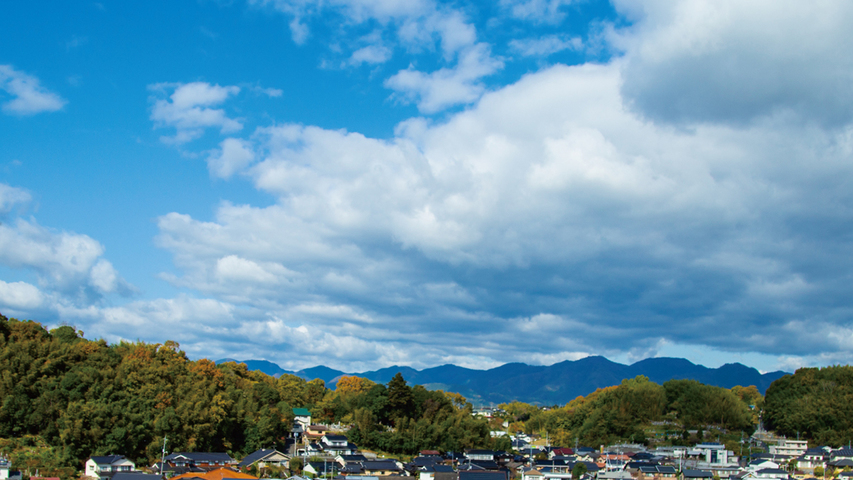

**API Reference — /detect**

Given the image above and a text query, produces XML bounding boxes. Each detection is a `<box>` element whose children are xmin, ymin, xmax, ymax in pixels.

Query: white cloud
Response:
<box><xmin>509</xmin><ymin>34</ymin><xmax>582</xmax><ymax>57</ymax></box>
<box><xmin>385</xmin><ymin>43</ymin><xmax>504</xmax><ymax>112</ymax></box>
<box><xmin>0</xmin><ymin>217</ymin><xmax>131</xmax><ymax>300</ymax></box>
<box><xmin>149</xmin><ymin>82</ymin><xmax>242</xmax><ymax>144</ymax></box>
<box><xmin>349</xmin><ymin>45</ymin><xmax>393</xmax><ymax>66</ymax></box>
<box><xmin>0</xmin><ymin>65</ymin><xmax>67</xmax><ymax>116</ymax></box>
<box><xmin>610</xmin><ymin>0</ymin><xmax>853</xmax><ymax>126</ymax></box>
<box><xmin>141</xmin><ymin>53</ymin><xmax>853</xmax><ymax>370</ymax></box>
<box><xmin>207</xmin><ymin>138</ymin><xmax>256</xmax><ymax>179</ymax></box>
<box><xmin>500</xmin><ymin>0</ymin><xmax>575</xmax><ymax>24</ymax></box>
<box><xmin>0</xmin><ymin>280</ymin><xmax>45</xmax><ymax>311</ymax></box>
<box><xmin>0</xmin><ymin>183</ymin><xmax>31</xmax><ymax>215</ymax></box>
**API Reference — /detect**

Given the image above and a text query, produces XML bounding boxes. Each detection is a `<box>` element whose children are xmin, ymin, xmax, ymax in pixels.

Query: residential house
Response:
<box><xmin>829</xmin><ymin>449</ymin><xmax>853</xmax><ymax>467</ymax></box>
<box><xmin>170</xmin><ymin>467</ymin><xmax>257</xmax><ymax>480</ymax></box>
<box><xmin>597</xmin><ymin>471</ymin><xmax>633</xmax><ymax>480</ymax></box>
<box><xmin>749</xmin><ymin>468</ymin><xmax>791</xmax><ymax>480</ymax></box>
<box><xmin>361</xmin><ymin>460</ymin><xmax>403</xmax><ymax>476</ymax></box>
<box><xmin>419</xmin><ymin>465</ymin><xmax>455</xmax><ymax>480</ymax></box>
<box><xmin>467</xmin><ymin>451</ymin><xmax>497</xmax><ymax>462</ymax></box>
<box><xmin>459</xmin><ymin>471</ymin><xmax>509</xmax><ymax>480</ymax></box>
<box><xmin>85</xmin><ymin>456</ymin><xmax>136</xmax><ymax>479</ymax></box>
<box><xmin>797</xmin><ymin>449</ymin><xmax>827</xmax><ymax>471</ymax></box>
<box><xmin>303</xmin><ymin>461</ymin><xmax>338</xmax><ymax>477</ymax></box>
<box><xmin>549</xmin><ymin>450</ymin><xmax>574</xmax><ymax>460</ymax></box>
<box><xmin>638</xmin><ymin>465</ymin><xmax>678</xmax><ymax>480</ymax></box>
<box><xmin>336</xmin><ymin>455</ymin><xmax>369</xmax><ymax>467</ymax></box>
<box><xmin>112</xmin><ymin>474</ymin><xmax>162</xmax><ymax>480</ymax></box>
<box><xmin>691</xmin><ymin>444</ymin><xmax>736</xmax><ymax>468</ymax></box>
<box><xmin>164</xmin><ymin>453</ymin><xmax>236</xmax><ymax>469</ymax></box>
<box><xmin>681</xmin><ymin>470</ymin><xmax>714</xmax><ymax>480</ymax></box>
<box><xmin>319</xmin><ymin>434</ymin><xmax>358</xmax><ymax>456</ymax></box>
<box><xmin>238</xmin><ymin>449</ymin><xmax>290</xmax><ymax>470</ymax></box>
<box><xmin>293</xmin><ymin>408</ymin><xmax>312</xmax><ymax>437</ymax></box>
<box><xmin>304</xmin><ymin>425</ymin><xmax>329</xmax><ymax>441</ymax></box>
<box><xmin>521</xmin><ymin>468</ymin><xmax>544</xmax><ymax>480</ymax></box>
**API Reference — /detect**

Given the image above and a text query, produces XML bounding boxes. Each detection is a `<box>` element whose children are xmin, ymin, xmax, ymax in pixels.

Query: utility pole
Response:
<box><xmin>160</xmin><ymin>436</ymin><xmax>167</xmax><ymax>477</ymax></box>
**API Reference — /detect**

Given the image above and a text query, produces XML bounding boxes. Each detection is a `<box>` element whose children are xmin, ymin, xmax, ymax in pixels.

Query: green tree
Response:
<box><xmin>572</xmin><ymin>462</ymin><xmax>588</xmax><ymax>480</ymax></box>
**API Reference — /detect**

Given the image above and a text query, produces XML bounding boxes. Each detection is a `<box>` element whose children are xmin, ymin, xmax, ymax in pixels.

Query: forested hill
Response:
<box><xmin>0</xmin><ymin>316</ymin><xmax>492</xmax><ymax>478</ymax></box>
<box><xmin>220</xmin><ymin>355</ymin><xmax>788</xmax><ymax>405</ymax></box>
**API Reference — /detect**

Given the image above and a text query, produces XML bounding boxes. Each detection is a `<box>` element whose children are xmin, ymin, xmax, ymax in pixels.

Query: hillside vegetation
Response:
<box><xmin>764</xmin><ymin>365</ymin><xmax>853</xmax><ymax>445</ymax></box>
<box><xmin>0</xmin><ymin>315</ymin><xmax>492</xmax><ymax>477</ymax></box>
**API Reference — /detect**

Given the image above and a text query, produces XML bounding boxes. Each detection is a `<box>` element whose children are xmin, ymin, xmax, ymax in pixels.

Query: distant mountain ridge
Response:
<box><xmin>214</xmin><ymin>355</ymin><xmax>788</xmax><ymax>405</ymax></box>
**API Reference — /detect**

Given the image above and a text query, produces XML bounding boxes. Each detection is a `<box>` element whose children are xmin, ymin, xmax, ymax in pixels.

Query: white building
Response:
<box><xmin>769</xmin><ymin>440</ymin><xmax>808</xmax><ymax>457</ymax></box>
<box><xmin>85</xmin><ymin>456</ymin><xmax>136</xmax><ymax>479</ymax></box>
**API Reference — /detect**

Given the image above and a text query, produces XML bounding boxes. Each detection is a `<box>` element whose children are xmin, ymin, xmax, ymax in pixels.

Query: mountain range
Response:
<box><xmin>214</xmin><ymin>356</ymin><xmax>788</xmax><ymax>406</ymax></box>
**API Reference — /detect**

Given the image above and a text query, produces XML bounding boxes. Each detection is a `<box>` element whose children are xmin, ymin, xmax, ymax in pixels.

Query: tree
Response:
<box><xmin>572</xmin><ymin>462</ymin><xmax>588</xmax><ymax>480</ymax></box>
<box><xmin>386</xmin><ymin>373</ymin><xmax>415</xmax><ymax>421</ymax></box>
<box><xmin>290</xmin><ymin>457</ymin><xmax>303</xmax><ymax>475</ymax></box>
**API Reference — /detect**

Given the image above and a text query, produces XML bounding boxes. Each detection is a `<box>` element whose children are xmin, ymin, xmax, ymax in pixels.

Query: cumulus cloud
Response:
<box><xmin>206</xmin><ymin>138</ymin><xmax>256</xmax><ymax>179</ymax></box>
<box><xmin>12</xmin><ymin>1</ymin><xmax>853</xmax><ymax>373</ymax></box>
<box><xmin>0</xmin><ymin>280</ymin><xmax>45</xmax><ymax>311</ymax></box>
<box><xmin>0</xmin><ymin>216</ymin><xmax>133</xmax><ymax>306</ymax></box>
<box><xmin>137</xmin><ymin>46</ymin><xmax>853</xmax><ymax>371</ymax></box>
<box><xmin>348</xmin><ymin>45</ymin><xmax>393</xmax><ymax>66</ymax></box>
<box><xmin>0</xmin><ymin>183</ymin><xmax>31</xmax><ymax>215</ymax></box>
<box><xmin>0</xmin><ymin>65</ymin><xmax>67</xmax><ymax>116</ymax></box>
<box><xmin>251</xmin><ymin>0</ymin><xmax>472</xmax><ymax>57</ymax></box>
<box><xmin>149</xmin><ymin>82</ymin><xmax>242</xmax><ymax>144</ymax></box>
<box><xmin>250</xmin><ymin>0</ymin><xmax>490</xmax><ymax>110</ymax></box>
<box><xmin>500</xmin><ymin>0</ymin><xmax>575</xmax><ymax>24</ymax></box>
<box><xmin>509</xmin><ymin>34</ymin><xmax>583</xmax><ymax>57</ymax></box>
<box><xmin>611</xmin><ymin>0</ymin><xmax>853</xmax><ymax>126</ymax></box>
<box><xmin>385</xmin><ymin>43</ymin><xmax>504</xmax><ymax>112</ymax></box>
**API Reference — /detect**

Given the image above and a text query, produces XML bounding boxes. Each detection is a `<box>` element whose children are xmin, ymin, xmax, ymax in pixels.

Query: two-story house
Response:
<box><xmin>85</xmin><ymin>456</ymin><xmax>136</xmax><ymax>479</ymax></box>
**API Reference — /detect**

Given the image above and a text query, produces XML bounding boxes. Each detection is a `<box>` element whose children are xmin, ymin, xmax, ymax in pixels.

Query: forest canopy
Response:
<box><xmin>0</xmin><ymin>315</ymin><xmax>494</xmax><ymax>477</ymax></box>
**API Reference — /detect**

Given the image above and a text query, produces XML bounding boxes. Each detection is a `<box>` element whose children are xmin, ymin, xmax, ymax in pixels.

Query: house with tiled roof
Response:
<box><xmin>164</xmin><ymin>453</ymin><xmax>236</xmax><ymax>469</ymax></box>
<box><xmin>111</xmin><ymin>474</ymin><xmax>161</xmax><ymax>480</ymax></box>
<box><xmin>419</xmin><ymin>464</ymin><xmax>455</xmax><ymax>480</ymax></box>
<box><xmin>293</xmin><ymin>408</ymin><xmax>311</xmax><ymax>436</ymax></box>
<box><xmin>169</xmin><ymin>467</ymin><xmax>256</xmax><ymax>480</ymax></box>
<box><xmin>361</xmin><ymin>460</ymin><xmax>403</xmax><ymax>475</ymax></box>
<box><xmin>238</xmin><ymin>449</ymin><xmax>290</xmax><ymax>470</ymax></box>
<box><xmin>85</xmin><ymin>456</ymin><xmax>136</xmax><ymax>479</ymax></box>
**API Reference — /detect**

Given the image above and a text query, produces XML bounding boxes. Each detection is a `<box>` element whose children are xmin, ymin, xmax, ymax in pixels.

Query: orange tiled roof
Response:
<box><xmin>171</xmin><ymin>468</ymin><xmax>257</xmax><ymax>480</ymax></box>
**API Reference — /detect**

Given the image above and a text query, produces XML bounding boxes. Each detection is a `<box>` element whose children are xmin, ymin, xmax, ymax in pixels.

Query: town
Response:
<box><xmin>3</xmin><ymin>406</ymin><xmax>851</xmax><ymax>480</ymax></box>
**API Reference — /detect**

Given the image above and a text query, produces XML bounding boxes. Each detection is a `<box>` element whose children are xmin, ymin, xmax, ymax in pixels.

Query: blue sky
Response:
<box><xmin>2</xmin><ymin>0</ymin><xmax>853</xmax><ymax>375</ymax></box>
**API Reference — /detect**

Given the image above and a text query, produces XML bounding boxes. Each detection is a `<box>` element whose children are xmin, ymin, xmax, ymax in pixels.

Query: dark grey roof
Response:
<box><xmin>362</xmin><ymin>461</ymin><xmax>401</xmax><ymax>471</ymax></box>
<box><xmin>111</xmin><ymin>474</ymin><xmax>159</xmax><ymax>480</ymax></box>
<box><xmin>339</xmin><ymin>455</ymin><xmax>368</xmax><ymax>462</ymax></box>
<box><xmin>238</xmin><ymin>449</ymin><xmax>288</xmax><ymax>467</ymax></box>
<box><xmin>469</xmin><ymin>461</ymin><xmax>499</xmax><ymax>470</ymax></box>
<box><xmin>90</xmin><ymin>456</ymin><xmax>129</xmax><ymax>465</ymax></box>
<box><xmin>682</xmin><ymin>470</ymin><xmax>714</xmax><ymax>478</ymax></box>
<box><xmin>323</xmin><ymin>435</ymin><xmax>349</xmax><ymax>442</ymax></box>
<box><xmin>165</xmin><ymin>453</ymin><xmax>234</xmax><ymax>464</ymax></box>
<box><xmin>413</xmin><ymin>457</ymin><xmax>442</xmax><ymax>467</ymax></box>
<box><xmin>458</xmin><ymin>471</ymin><xmax>508</xmax><ymax>480</ymax></box>
<box><xmin>340</xmin><ymin>465</ymin><xmax>364</xmax><ymax>474</ymax></box>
